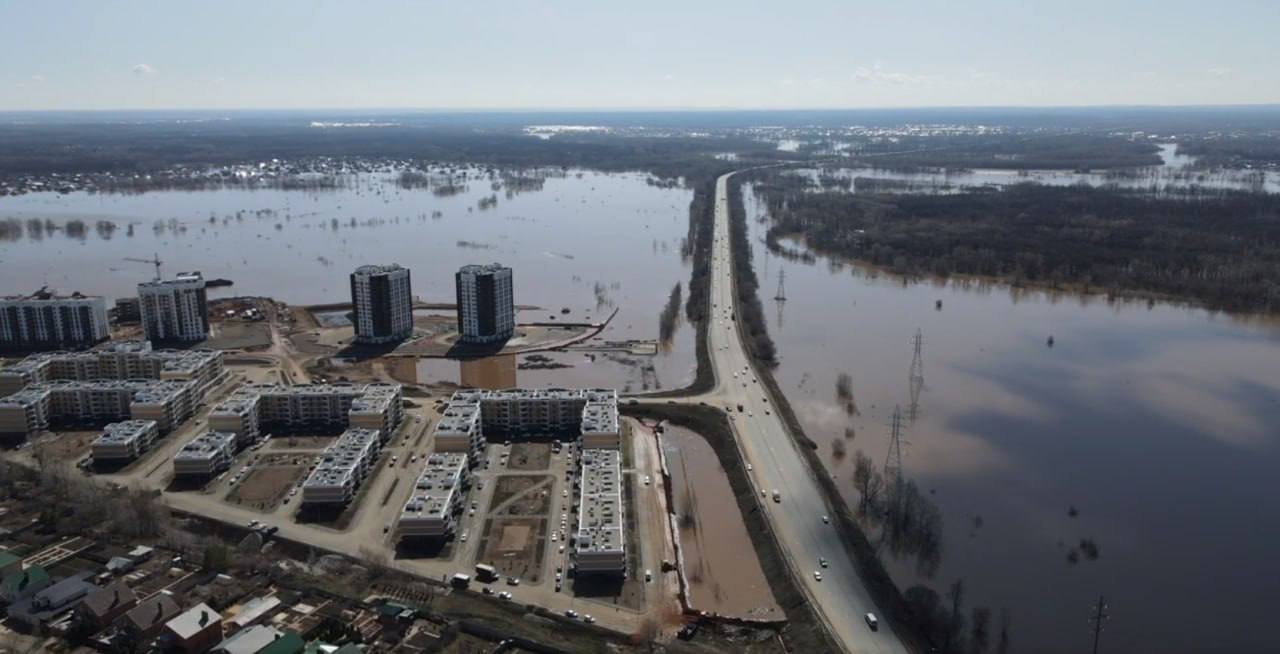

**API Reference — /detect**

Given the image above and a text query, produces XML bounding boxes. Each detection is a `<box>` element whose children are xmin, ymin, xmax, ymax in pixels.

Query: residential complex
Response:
<box><xmin>300</xmin><ymin>428</ymin><xmax>382</xmax><ymax>506</ymax></box>
<box><xmin>350</xmin><ymin>264</ymin><xmax>414</xmax><ymax>344</ymax></box>
<box><xmin>208</xmin><ymin>383</ymin><xmax>402</xmax><ymax>448</ymax></box>
<box><xmin>138</xmin><ymin>272</ymin><xmax>209</xmax><ymax>343</ymax></box>
<box><xmin>0</xmin><ymin>290</ymin><xmax>109</xmax><ymax>350</ymax></box>
<box><xmin>574</xmin><ymin>448</ymin><xmax>625</xmax><ymax>576</ymax></box>
<box><xmin>455</xmin><ymin>263</ymin><xmax>514</xmax><ymax>344</ymax></box>
<box><xmin>396</xmin><ymin>452</ymin><xmax>469</xmax><ymax>538</ymax></box>
<box><xmin>91</xmin><ymin>419</ymin><xmax>160</xmax><ymax>462</ymax></box>
<box><xmin>432</xmin><ymin>388</ymin><xmax>619</xmax><ymax>458</ymax></box>
<box><xmin>0</xmin><ymin>341</ymin><xmax>225</xmax><ymax>396</ymax></box>
<box><xmin>0</xmin><ymin>379</ymin><xmax>197</xmax><ymax>438</ymax></box>
<box><xmin>172</xmin><ymin>431</ymin><xmax>238</xmax><ymax>477</ymax></box>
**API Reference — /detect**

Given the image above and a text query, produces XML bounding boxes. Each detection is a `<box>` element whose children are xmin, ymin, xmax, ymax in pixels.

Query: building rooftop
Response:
<box><xmin>166</xmin><ymin>602</ymin><xmax>220</xmax><ymax>639</ymax></box>
<box><xmin>576</xmin><ymin>448</ymin><xmax>624</xmax><ymax>553</ymax></box>
<box><xmin>139</xmin><ymin>272</ymin><xmax>205</xmax><ymax>289</ymax></box>
<box><xmin>1</xmin><ymin>288</ymin><xmax>102</xmax><ymax>302</ymax></box>
<box><xmin>302</xmin><ymin>428</ymin><xmax>380</xmax><ymax>490</ymax></box>
<box><xmin>352</xmin><ymin>263</ymin><xmax>407</xmax><ymax>276</ymax></box>
<box><xmin>458</xmin><ymin>262</ymin><xmax>510</xmax><ymax>275</ymax></box>
<box><xmin>82</xmin><ymin>580</ymin><xmax>137</xmax><ymax>619</ymax></box>
<box><xmin>175</xmin><ymin>431</ymin><xmax>237</xmax><ymax>461</ymax></box>
<box><xmin>125</xmin><ymin>592</ymin><xmax>180</xmax><ymax>632</ymax></box>
<box><xmin>400</xmin><ymin>452</ymin><xmax>468</xmax><ymax>519</ymax></box>
<box><xmin>94</xmin><ymin>420</ymin><xmax>158</xmax><ymax>446</ymax></box>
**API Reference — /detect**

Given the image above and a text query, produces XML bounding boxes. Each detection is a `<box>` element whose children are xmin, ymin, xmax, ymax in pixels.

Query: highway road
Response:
<box><xmin>704</xmin><ymin>170</ymin><xmax>910</xmax><ymax>654</ymax></box>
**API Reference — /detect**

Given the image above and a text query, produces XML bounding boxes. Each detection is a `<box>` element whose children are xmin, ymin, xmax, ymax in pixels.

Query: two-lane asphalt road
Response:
<box><xmin>705</xmin><ymin>170</ymin><xmax>909</xmax><ymax>654</ymax></box>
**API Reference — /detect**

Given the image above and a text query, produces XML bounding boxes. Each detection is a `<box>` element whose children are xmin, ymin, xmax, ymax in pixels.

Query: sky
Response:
<box><xmin>2</xmin><ymin>0</ymin><xmax>1278</xmax><ymax>111</ymax></box>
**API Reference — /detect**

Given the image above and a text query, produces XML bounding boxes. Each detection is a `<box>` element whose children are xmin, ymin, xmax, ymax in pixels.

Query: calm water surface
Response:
<box><xmin>744</xmin><ymin>185</ymin><xmax>1280</xmax><ymax>653</ymax></box>
<box><xmin>0</xmin><ymin>171</ymin><xmax>698</xmax><ymax>392</ymax></box>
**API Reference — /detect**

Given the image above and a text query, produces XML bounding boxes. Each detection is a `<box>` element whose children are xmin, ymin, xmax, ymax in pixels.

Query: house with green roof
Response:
<box><xmin>1</xmin><ymin>565</ymin><xmax>50</xmax><ymax>604</ymax></box>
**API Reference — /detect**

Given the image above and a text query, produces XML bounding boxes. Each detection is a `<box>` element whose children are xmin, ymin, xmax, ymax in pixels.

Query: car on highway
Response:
<box><xmin>865</xmin><ymin>613</ymin><xmax>879</xmax><ymax>631</ymax></box>
<box><xmin>813</xmin><ymin>571</ymin><xmax>822</xmax><ymax>582</ymax></box>
<box><xmin>819</xmin><ymin>557</ymin><xmax>828</xmax><ymax>568</ymax></box>
<box><xmin>822</xmin><ymin>515</ymin><xmax>830</xmax><ymax>524</ymax></box>
<box><xmin>645</xmin><ymin>569</ymin><xmax>652</xmax><ymax>582</ymax></box>
<box><xmin>643</xmin><ymin>475</ymin><xmax>651</xmax><ymax>486</ymax></box>
<box><xmin>772</xmin><ymin>490</ymin><xmax>781</xmax><ymax>502</ymax></box>
<box><xmin>746</xmin><ymin>463</ymin><xmax>753</xmax><ymax>471</ymax></box>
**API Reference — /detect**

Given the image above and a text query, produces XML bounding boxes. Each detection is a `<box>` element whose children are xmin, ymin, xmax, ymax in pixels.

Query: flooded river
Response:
<box><xmin>0</xmin><ymin>170</ymin><xmax>697</xmax><ymax>392</ymax></box>
<box><xmin>743</xmin><ymin>183</ymin><xmax>1280</xmax><ymax>652</ymax></box>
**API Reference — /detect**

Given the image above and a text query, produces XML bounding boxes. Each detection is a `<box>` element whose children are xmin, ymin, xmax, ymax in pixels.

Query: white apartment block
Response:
<box><xmin>0</xmin><ymin>291</ymin><xmax>109</xmax><ymax>350</ymax></box>
<box><xmin>455</xmin><ymin>263</ymin><xmax>514</xmax><ymax>344</ymax></box>
<box><xmin>396</xmin><ymin>452</ymin><xmax>469</xmax><ymax>539</ymax></box>
<box><xmin>91</xmin><ymin>420</ymin><xmax>160</xmax><ymax>462</ymax></box>
<box><xmin>208</xmin><ymin>382</ymin><xmax>402</xmax><ymax>449</ymax></box>
<box><xmin>0</xmin><ymin>341</ymin><xmax>224</xmax><ymax>397</ymax></box>
<box><xmin>172</xmin><ymin>431</ymin><xmax>237</xmax><ymax>477</ymax></box>
<box><xmin>138</xmin><ymin>272</ymin><xmax>209</xmax><ymax>343</ymax></box>
<box><xmin>0</xmin><ymin>379</ymin><xmax>197</xmax><ymax>438</ymax></box>
<box><xmin>430</xmin><ymin>388</ymin><xmax>619</xmax><ymax>457</ymax></box>
<box><xmin>300</xmin><ymin>428</ymin><xmax>382</xmax><ymax>506</ymax></box>
<box><xmin>573</xmin><ymin>448</ymin><xmax>626</xmax><ymax>575</ymax></box>
<box><xmin>350</xmin><ymin>264</ymin><xmax>413</xmax><ymax>344</ymax></box>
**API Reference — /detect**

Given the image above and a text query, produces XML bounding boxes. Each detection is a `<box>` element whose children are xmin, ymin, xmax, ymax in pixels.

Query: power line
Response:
<box><xmin>1089</xmin><ymin>595</ymin><xmax>1109</xmax><ymax>654</ymax></box>
<box><xmin>908</xmin><ymin>328</ymin><xmax>924</xmax><ymax>421</ymax></box>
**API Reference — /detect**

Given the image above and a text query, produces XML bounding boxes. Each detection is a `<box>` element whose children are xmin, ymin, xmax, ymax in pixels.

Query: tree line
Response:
<box><xmin>753</xmin><ymin>175</ymin><xmax>1280</xmax><ymax>313</ymax></box>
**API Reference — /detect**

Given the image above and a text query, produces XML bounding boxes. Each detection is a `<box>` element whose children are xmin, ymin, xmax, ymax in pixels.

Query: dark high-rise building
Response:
<box><xmin>350</xmin><ymin>264</ymin><xmax>413</xmax><ymax>344</ymax></box>
<box><xmin>455</xmin><ymin>263</ymin><xmax>514</xmax><ymax>344</ymax></box>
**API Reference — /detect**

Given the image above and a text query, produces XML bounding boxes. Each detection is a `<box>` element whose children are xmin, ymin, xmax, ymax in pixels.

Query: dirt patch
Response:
<box><xmin>265</xmin><ymin>436</ymin><xmax>336</xmax><ymax>451</ymax></box>
<box><xmin>30</xmin><ymin>430</ymin><xmax>97</xmax><ymax>463</ymax></box>
<box><xmin>507</xmin><ymin>443</ymin><xmax>551</xmax><ymax>471</ymax></box>
<box><xmin>475</xmin><ymin>516</ymin><xmax>546</xmax><ymax>583</ymax></box>
<box><xmin>205</xmin><ymin>321</ymin><xmax>273</xmax><ymax>350</ymax></box>
<box><xmin>489</xmin><ymin>475</ymin><xmax>550</xmax><ymax>511</ymax></box>
<box><xmin>226</xmin><ymin>465</ymin><xmax>306</xmax><ymax>512</ymax></box>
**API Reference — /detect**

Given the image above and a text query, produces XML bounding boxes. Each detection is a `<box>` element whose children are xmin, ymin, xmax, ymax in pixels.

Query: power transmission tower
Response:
<box><xmin>883</xmin><ymin>405</ymin><xmax>906</xmax><ymax>499</ymax></box>
<box><xmin>1089</xmin><ymin>595</ymin><xmax>1109</xmax><ymax>654</ymax></box>
<box><xmin>774</xmin><ymin>269</ymin><xmax>787</xmax><ymax>302</ymax></box>
<box><xmin>908</xmin><ymin>329</ymin><xmax>925</xmax><ymax>421</ymax></box>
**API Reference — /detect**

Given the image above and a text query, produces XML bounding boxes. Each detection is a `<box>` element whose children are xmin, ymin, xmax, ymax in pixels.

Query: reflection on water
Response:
<box><xmin>744</xmin><ymin>185</ymin><xmax>1280</xmax><ymax>653</ymax></box>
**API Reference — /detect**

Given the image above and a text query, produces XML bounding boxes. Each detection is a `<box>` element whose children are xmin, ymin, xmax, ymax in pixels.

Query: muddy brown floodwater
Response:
<box><xmin>660</xmin><ymin>425</ymin><xmax>779</xmax><ymax>620</ymax></box>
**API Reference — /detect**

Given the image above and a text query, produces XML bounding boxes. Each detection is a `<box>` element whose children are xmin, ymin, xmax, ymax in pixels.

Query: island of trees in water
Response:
<box><xmin>751</xmin><ymin>174</ymin><xmax>1280</xmax><ymax>314</ymax></box>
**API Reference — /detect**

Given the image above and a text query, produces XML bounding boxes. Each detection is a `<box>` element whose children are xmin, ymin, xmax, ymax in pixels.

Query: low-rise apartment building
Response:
<box><xmin>208</xmin><ymin>383</ymin><xmax>402</xmax><ymax>448</ymax></box>
<box><xmin>91</xmin><ymin>419</ymin><xmax>160</xmax><ymax>462</ymax></box>
<box><xmin>0</xmin><ymin>342</ymin><xmax>224</xmax><ymax>397</ymax></box>
<box><xmin>300</xmin><ymin>428</ymin><xmax>382</xmax><ymax>506</ymax></box>
<box><xmin>573</xmin><ymin>448</ymin><xmax>626</xmax><ymax>576</ymax></box>
<box><xmin>396</xmin><ymin>452</ymin><xmax>469</xmax><ymax>539</ymax></box>
<box><xmin>0</xmin><ymin>379</ymin><xmax>196</xmax><ymax>438</ymax></box>
<box><xmin>173</xmin><ymin>431</ymin><xmax>238</xmax><ymax>477</ymax></box>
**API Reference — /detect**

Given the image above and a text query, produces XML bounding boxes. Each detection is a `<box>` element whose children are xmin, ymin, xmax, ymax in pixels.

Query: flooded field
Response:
<box><xmin>793</xmin><ymin>144</ymin><xmax>1280</xmax><ymax>195</ymax></box>
<box><xmin>661</xmin><ymin>425</ymin><xmax>778</xmax><ymax>620</ymax></box>
<box><xmin>743</xmin><ymin>184</ymin><xmax>1280</xmax><ymax>652</ymax></box>
<box><xmin>0</xmin><ymin>170</ymin><xmax>697</xmax><ymax>392</ymax></box>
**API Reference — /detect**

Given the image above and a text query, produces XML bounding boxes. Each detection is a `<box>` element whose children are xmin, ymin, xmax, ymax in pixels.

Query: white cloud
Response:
<box><xmin>852</xmin><ymin>63</ymin><xmax>932</xmax><ymax>85</ymax></box>
<box><xmin>30</xmin><ymin>75</ymin><xmax>45</xmax><ymax>83</ymax></box>
<box><xmin>1207</xmin><ymin>67</ymin><xmax>1232</xmax><ymax>77</ymax></box>
<box><xmin>132</xmin><ymin>63</ymin><xmax>156</xmax><ymax>76</ymax></box>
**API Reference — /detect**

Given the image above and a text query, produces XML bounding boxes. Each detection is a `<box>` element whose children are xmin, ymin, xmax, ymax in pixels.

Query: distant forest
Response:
<box><xmin>850</xmin><ymin>133</ymin><xmax>1162</xmax><ymax>170</ymax></box>
<box><xmin>752</xmin><ymin>176</ymin><xmax>1280</xmax><ymax>313</ymax></box>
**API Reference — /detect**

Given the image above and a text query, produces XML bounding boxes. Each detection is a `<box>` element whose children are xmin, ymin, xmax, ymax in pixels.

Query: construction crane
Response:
<box><xmin>123</xmin><ymin>253</ymin><xmax>163</xmax><ymax>280</ymax></box>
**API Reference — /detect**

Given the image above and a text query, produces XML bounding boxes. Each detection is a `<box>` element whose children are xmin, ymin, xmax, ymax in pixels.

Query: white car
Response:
<box><xmin>498</xmin><ymin>591</ymin><xmax>512</xmax><ymax>601</ymax></box>
<box><xmin>643</xmin><ymin>475</ymin><xmax>651</xmax><ymax>486</ymax></box>
<box><xmin>819</xmin><ymin>557</ymin><xmax>828</xmax><ymax>568</ymax></box>
<box><xmin>813</xmin><ymin>571</ymin><xmax>822</xmax><ymax>582</ymax></box>
<box><xmin>822</xmin><ymin>515</ymin><xmax>830</xmax><ymax>524</ymax></box>
<box><xmin>565</xmin><ymin>609</ymin><xmax>579</xmax><ymax>619</ymax></box>
<box><xmin>865</xmin><ymin>613</ymin><xmax>879</xmax><ymax>631</ymax></box>
<box><xmin>584</xmin><ymin>615</ymin><xmax>595</xmax><ymax>624</ymax></box>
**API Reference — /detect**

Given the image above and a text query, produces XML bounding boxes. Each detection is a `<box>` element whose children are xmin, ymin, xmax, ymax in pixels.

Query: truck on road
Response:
<box><xmin>474</xmin><ymin>563</ymin><xmax>498</xmax><ymax>582</ymax></box>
